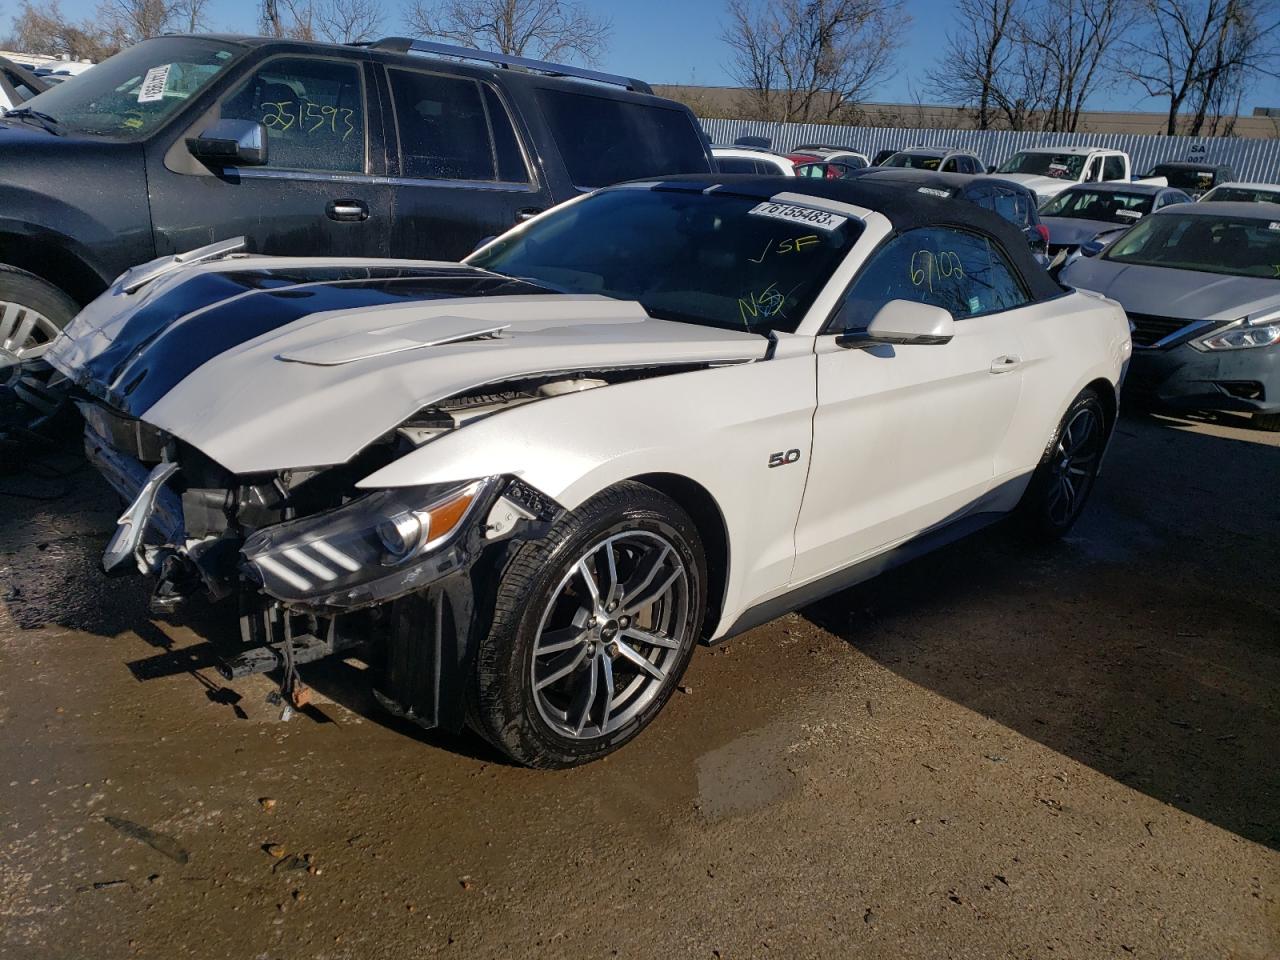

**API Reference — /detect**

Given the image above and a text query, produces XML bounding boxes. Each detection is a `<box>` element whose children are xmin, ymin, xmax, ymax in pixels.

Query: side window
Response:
<box><xmin>220</xmin><ymin>58</ymin><xmax>365</xmax><ymax>173</ymax></box>
<box><xmin>536</xmin><ymin>88</ymin><xmax>709</xmax><ymax>188</ymax></box>
<box><xmin>388</xmin><ymin>70</ymin><xmax>529</xmax><ymax>183</ymax></box>
<box><xmin>941</xmin><ymin>156</ymin><xmax>959</xmax><ymax>173</ymax></box>
<box><xmin>715</xmin><ymin>156</ymin><xmax>757</xmax><ymax>174</ymax></box>
<box><xmin>837</xmin><ymin>227</ymin><xmax>1031</xmax><ymax>331</ymax></box>
<box><xmin>1102</xmin><ymin>155</ymin><xmax>1125</xmax><ymax>181</ymax></box>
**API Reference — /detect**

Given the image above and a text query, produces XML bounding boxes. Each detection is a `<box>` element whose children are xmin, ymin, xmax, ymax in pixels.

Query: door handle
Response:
<box><xmin>989</xmin><ymin>355</ymin><xmax>1022</xmax><ymax>373</ymax></box>
<box><xmin>326</xmin><ymin>199</ymin><xmax>368</xmax><ymax>222</ymax></box>
<box><xmin>515</xmin><ymin>207</ymin><xmax>544</xmax><ymax>223</ymax></box>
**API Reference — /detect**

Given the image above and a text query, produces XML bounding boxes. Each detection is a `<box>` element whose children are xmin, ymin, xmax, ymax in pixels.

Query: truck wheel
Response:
<box><xmin>1016</xmin><ymin>388</ymin><xmax>1108</xmax><ymax>540</ymax></box>
<box><xmin>471</xmin><ymin>482</ymin><xmax>706</xmax><ymax>768</ymax></box>
<box><xmin>0</xmin><ymin>265</ymin><xmax>78</xmax><ymax>428</ymax></box>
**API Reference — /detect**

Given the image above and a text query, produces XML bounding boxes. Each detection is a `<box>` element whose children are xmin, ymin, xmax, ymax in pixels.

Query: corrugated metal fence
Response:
<box><xmin>699</xmin><ymin>117</ymin><xmax>1280</xmax><ymax>182</ymax></box>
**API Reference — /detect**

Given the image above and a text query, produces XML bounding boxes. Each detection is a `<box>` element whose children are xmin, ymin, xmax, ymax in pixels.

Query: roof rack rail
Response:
<box><xmin>365</xmin><ymin>37</ymin><xmax>653</xmax><ymax>94</ymax></box>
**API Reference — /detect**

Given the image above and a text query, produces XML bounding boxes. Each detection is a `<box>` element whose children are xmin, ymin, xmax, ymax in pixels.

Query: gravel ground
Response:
<box><xmin>1</xmin><ymin>409</ymin><xmax>1277</xmax><ymax>960</ymax></box>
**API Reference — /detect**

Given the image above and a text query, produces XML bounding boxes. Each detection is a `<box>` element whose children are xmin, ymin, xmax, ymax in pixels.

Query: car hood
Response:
<box><xmin>48</xmin><ymin>257</ymin><xmax>768</xmax><ymax>474</ymax></box>
<box><xmin>1041</xmin><ymin>217</ymin><xmax>1132</xmax><ymax>247</ymax></box>
<box><xmin>1059</xmin><ymin>257</ymin><xmax>1280</xmax><ymax>321</ymax></box>
<box><xmin>992</xmin><ymin>173</ymin><xmax>1072</xmax><ymax>197</ymax></box>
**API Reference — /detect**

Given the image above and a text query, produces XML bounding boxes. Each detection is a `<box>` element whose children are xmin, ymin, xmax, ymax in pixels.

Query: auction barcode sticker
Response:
<box><xmin>137</xmin><ymin>64</ymin><xmax>172</xmax><ymax>104</ymax></box>
<box><xmin>1115</xmin><ymin>209</ymin><xmax>1143</xmax><ymax>219</ymax></box>
<box><xmin>750</xmin><ymin>202</ymin><xmax>847</xmax><ymax>231</ymax></box>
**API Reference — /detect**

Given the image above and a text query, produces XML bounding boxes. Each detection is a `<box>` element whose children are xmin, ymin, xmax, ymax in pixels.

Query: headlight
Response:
<box><xmin>242</xmin><ymin>479</ymin><xmax>493</xmax><ymax>606</ymax></box>
<box><xmin>1193</xmin><ymin>320</ymin><xmax>1280</xmax><ymax>351</ymax></box>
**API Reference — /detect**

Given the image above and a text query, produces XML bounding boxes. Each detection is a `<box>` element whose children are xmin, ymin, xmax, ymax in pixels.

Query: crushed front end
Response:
<box><xmin>79</xmin><ymin>398</ymin><xmax>560</xmax><ymax>727</ymax></box>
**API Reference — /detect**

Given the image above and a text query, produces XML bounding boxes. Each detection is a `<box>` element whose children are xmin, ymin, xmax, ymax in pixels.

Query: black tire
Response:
<box><xmin>0</xmin><ymin>265</ymin><xmax>79</xmax><ymax>430</ymax></box>
<box><xmin>470</xmin><ymin>482</ymin><xmax>706</xmax><ymax>768</ymax></box>
<box><xmin>1016</xmin><ymin>387</ymin><xmax>1109</xmax><ymax>541</ymax></box>
<box><xmin>1251</xmin><ymin>412</ymin><xmax>1280</xmax><ymax>433</ymax></box>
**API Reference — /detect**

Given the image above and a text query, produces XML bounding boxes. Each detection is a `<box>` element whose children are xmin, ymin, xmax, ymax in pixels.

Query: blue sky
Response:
<box><xmin>18</xmin><ymin>0</ymin><xmax>1280</xmax><ymax>114</ymax></box>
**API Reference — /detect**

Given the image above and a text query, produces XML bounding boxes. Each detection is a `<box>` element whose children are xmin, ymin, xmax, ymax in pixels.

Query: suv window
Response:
<box><xmin>837</xmin><ymin>227</ymin><xmax>1030</xmax><ymax>330</ymax></box>
<box><xmin>221</xmin><ymin>57</ymin><xmax>364</xmax><ymax>172</ymax></box>
<box><xmin>388</xmin><ymin>69</ymin><xmax>529</xmax><ymax>183</ymax></box>
<box><xmin>716</xmin><ymin>156</ymin><xmax>758</xmax><ymax>174</ymax></box>
<box><xmin>535</xmin><ymin>89</ymin><xmax>708</xmax><ymax>188</ymax></box>
<box><xmin>1102</xmin><ymin>155</ymin><xmax>1125</xmax><ymax>181</ymax></box>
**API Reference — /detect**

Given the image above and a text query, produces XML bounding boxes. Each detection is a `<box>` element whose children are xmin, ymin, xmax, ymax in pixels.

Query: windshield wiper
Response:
<box><xmin>3</xmin><ymin>108</ymin><xmax>62</xmax><ymax>136</ymax></box>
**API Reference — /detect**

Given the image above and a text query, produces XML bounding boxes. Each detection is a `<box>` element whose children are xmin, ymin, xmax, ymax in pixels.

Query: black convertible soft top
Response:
<box><xmin>647</xmin><ymin>174</ymin><xmax>1064</xmax><ymax>302</ymax></box>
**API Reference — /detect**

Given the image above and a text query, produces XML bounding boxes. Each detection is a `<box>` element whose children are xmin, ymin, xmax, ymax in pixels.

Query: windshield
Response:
<box><xmin>1041</xmin><ymin>188</ymin><xmax>1153</xmax><ymax>224</ymax></box>
<box><xmin>1201</xmin><ymin>185</ymin><xmax>1280</xmax><ymax>204</ymax></box>
<box><xmin>20</xmin><ymin>37</ymin><xmax>245</xmax><ymax>138</ymax></box>
<box><xmin>467</xmin><ymin>188</ymin><xmax>861</xmax><ymax>334</ymax></box>
<box><xmin>1104</xmin><ymin>212</ymin><xmax>1280</xmax><ymax>279</ymax></box>
<box><xmin>883</xmin><ymin>151</ymin><xmax>943</xmax><ymax>170</ymax></box>
<box><xmin>997</xmin><ymin>151</ymin><xmax>1086</xmax><ymax>180</ymax></box>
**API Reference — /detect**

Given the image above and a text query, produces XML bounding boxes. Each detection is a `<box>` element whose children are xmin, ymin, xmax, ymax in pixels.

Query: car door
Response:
<box><xmin>148</xmin><ymin>54</ymin><xmax>393</xmax><ymax>259</ymax></box>
<box><xmin>791</xmin><ymin>226</ymin><xmax>1034</xmax><ymax>584</ymax></box>
<box><xmin>383</xmin><ymin>68</ymin><xmax>554</xmax><ymax>261</ymax></box>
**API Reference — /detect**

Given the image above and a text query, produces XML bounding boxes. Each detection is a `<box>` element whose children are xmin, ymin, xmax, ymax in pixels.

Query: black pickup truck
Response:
<box><xmin>0</xmin><ymin>34</ymin><xmax>713</xmax><ymax>416</ymax></box>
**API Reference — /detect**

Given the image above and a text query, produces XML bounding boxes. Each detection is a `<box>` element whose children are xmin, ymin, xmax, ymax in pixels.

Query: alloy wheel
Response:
<box><xmin>0</xmin><ymin>300</ymin><xmax>67</xmax><ymax>421</ymax></box>
<box><xmin>530</xmin><ymin>530</ymin><xmax>690</xmax><ymax>740</ymax></box>
<box><xmin>1046</xmin><ymin>406</ymin><xmax>1102</xmax><ymax>526</ymax></box>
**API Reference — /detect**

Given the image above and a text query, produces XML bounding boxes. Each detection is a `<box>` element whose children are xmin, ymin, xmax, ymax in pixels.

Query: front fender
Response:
<box><xmin>359</xmin><ymin>351</ymin><xmax>819</xmax><ymax>637</ymax></box>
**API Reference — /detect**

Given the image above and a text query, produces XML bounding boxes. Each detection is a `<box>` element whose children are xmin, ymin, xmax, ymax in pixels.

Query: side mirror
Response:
<box><xmin>186</xmin><ymin>119</ymin><xmax>268</xmax><ymax>167</ymax></box>
<box><xmin>836</xmin><ymin>300</ymin><xmax>955</xmax><ymax>348</ymax></box>
<box><xmin>472</xmin><ymin>236</ymin><xmax>496</xmax><ymax>254</ymax></box>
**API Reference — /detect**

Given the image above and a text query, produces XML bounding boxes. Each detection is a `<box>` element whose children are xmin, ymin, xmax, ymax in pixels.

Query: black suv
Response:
<box><xmin>0</xmin><ymin>34</ymin><xmax>712</xmax><ymax>413</ymax></box>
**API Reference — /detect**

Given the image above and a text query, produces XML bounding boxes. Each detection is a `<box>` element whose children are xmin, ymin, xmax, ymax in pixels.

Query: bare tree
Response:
<box><xmin>97</xmin><ymin>0</ymin><xmax>175</xmax><ymax>44</ymax></box>
<box><xmin>9</xmin><ymin>1</ymin><xmax>118</xmax><ymax>60</ymax></box>
<box><xmin>173</xmin><ymin>0</ymin><xmax>212</xmax><ymax>32</ymax></box>
<box><xmin>1020</xmin><ymin>0</ymin><xmax>1133</xmax><ymax>132</ymax></box>
<box><xmin>403</xmin><ymin>0</ymin><xmax>612</xmax><ymax>64</ymax></box>
<box><xmin>722</xmin><ymin>0</ymin><xmax>908</xmax><ymax>123</ymax></box>
<box><xmin>924</xmin><ymin>0</ymin><xmax>1051</xmax><ymax>129</ymax></box>
<box><xmin>313</xmin><ymin>0</ymin><xmax>383</xmax><ymax>43</ymax></box>
<box><xmin>1123</xmin><ymin>0</ymin><xmax>1280</xmax><ymax>135</ymax></box>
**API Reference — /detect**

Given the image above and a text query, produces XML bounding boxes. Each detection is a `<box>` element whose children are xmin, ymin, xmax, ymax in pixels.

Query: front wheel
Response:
<box><xmin>1016</xmin><ymin>388</ymin><xmax>1109</xmax><ymax>540</ymax></box>
<box><xmin>0</xmin><ymin>265</ymin><xmax>79</xmax><ymax>430</ymax></box>
<box><xmin>470</xmin><ymin>482</ymin><xmax>706</xmax><ymax>768</ymax></box>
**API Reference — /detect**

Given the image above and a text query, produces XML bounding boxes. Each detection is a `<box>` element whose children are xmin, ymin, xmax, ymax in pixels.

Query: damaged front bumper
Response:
<box><xmin>85</xmin><ymin>418</ymin><xmax>562</xmax><ymax>729</ymax></box>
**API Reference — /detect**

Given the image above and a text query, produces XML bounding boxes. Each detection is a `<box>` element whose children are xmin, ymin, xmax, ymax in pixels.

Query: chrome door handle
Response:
<box><xmin>989</xmin><ymin>355</ymin><xmax>1022</xmax><ymax>373</ymax></box>
<box><xmin>515</xmin><ymin>207</ymin><xmax>544</xmax><ymax>222</ymax></box>
<box><xmin>326</xmin><ymin>199</ymin><xmax>369</xmax><ymax>222</ymax></box>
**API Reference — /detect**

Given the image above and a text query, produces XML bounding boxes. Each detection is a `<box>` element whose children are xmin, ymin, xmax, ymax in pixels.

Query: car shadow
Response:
<box><xmin>803</xmin><ymin>411</ymin><xmax>1280</xmax><ymax>850</ymax></box>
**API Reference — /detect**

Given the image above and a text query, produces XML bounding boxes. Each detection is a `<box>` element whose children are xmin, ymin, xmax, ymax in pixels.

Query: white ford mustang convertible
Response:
<box><xmin>47</xmin><ymin>177</ymin><xmax>1131</xmax><ymax>767</ymax></box>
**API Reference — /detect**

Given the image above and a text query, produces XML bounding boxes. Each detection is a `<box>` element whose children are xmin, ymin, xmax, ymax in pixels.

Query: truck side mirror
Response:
<box><xmin>186</xmin><ymin>119</ymin><xmax>268</xmax><ymax>167</ymax></box>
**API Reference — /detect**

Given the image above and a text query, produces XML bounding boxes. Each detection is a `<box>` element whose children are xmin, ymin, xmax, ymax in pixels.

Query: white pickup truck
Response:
<box><xmin>992</xmin><ymin>146</ymin><xmax>1166</xmax><ymax>203</ymax></box>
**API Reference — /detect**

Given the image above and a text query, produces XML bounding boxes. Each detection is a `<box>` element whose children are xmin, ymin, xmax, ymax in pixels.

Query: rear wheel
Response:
<box><xmin>0</xmin><ymin>265</ymin><xmax>78</xmax><ymax>429</ymax></box>
<box><xmin>1017</xmin><ymin>388</ymin><xmax>1108</xmax><ymax>540</ymax></box>
<box><xmin>470</xmin><ymin>482</ymin><xmax>706</xmax><ymax>768</ymax></box>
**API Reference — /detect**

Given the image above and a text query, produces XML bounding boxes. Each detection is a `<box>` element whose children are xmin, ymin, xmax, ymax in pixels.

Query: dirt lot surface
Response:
<box><xmin>1</xmin><ymin>410</ymin><xmax>1277</xmax><ymax>960</ymax></box>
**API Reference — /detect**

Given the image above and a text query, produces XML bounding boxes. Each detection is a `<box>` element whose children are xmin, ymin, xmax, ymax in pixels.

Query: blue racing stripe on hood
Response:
<box><xmin>75</xmin><ymin>265</ymin><xmax>552</xmax><ymax>416</ymax></box>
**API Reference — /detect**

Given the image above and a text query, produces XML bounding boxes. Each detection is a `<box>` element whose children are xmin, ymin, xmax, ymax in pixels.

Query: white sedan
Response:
<box><xmin>48</xmin><ymin>176</ymin><xmax>1131</xmax><ymax>767</ymax></box>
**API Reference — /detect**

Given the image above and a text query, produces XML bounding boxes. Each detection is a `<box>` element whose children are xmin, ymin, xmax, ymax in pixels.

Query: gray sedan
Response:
<box><xmin>1061</xmin><ymin>202</ymin><xmax>1280</xmax><ymax>431</ymax></box>
<box><xmin>1040</xmin><ymin>182</ymin><xmax>1192</xmax><ymax>260</ymax></box>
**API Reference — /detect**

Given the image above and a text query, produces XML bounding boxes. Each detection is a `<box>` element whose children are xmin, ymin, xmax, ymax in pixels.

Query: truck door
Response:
<box><xmin>147</xmin><ymin>55</ymin><xmax>393</xmax><ymax>259</ymax></box>
<box><xmin>382</xmin><ymin>68</ymin><xmax>555</xmax><ymax>261</ymax></box>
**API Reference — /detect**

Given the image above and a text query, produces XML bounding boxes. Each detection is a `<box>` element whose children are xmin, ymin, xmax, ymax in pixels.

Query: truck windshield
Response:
<box><xmin>997</xmin><ymin>152</ymin><xmax>1087</xmax><ymax>180</ymax></box>
<box><xmin>467</xmin><ymin>187</ymin><xmax>861</xmax><ymax>334</ymax></box>
<box><xmin>1104</xmin><ymin>212</ymin><xmax>1280</xmax><ymax>279</ymax></box>
<box><xmin>20</xmin><ymin>37</ymin><xmax>246</xmax><ymax>139</ymax></box>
